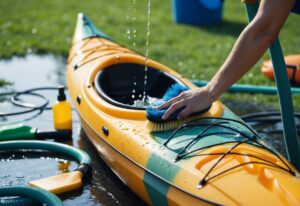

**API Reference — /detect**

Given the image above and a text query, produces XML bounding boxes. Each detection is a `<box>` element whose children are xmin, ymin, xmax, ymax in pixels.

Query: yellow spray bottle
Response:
<box><xmin>53</xmin><ymin>86</ymin><xmax>72</xmax><ymax>131</ymax></box>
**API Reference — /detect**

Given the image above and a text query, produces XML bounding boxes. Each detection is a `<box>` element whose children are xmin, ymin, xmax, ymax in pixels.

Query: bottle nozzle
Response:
<box><xmin>58</xmin><ymin>86</ymin><xmax>66</xmax><ymax>101</ymax></box>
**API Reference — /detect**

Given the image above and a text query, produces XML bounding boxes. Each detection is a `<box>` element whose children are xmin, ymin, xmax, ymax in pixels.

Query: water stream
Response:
<box><xmin>126</xmin><ymin>0</ymin><xmax>137</xmax><ymax>46</ymax></box>
<box><xmin>132</xmin><ymin>0</ymin><xmax>137</xmax><ymax>48</ymax></box>
<box><xmin>127</xmin><ymin>0</ymin><xmax>139</xmax><ymax>101</ymax></box>
<box><xmin>143</xmin><ymin>0</ymin><xmax>151</xmax><ymax>102</ymax></box>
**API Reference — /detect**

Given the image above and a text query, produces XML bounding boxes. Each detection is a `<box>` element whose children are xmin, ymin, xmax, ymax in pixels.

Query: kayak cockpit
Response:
<box><xmin>94</xmin><ymin>63</ymin><xmax>184</xmax><ymax>110</ymax></box>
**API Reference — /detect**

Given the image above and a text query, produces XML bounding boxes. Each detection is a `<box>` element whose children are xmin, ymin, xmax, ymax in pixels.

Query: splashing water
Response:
<box><xmin>132</xmin><ymin>96</ymin><xmax>160</xmax><ymax>108</ymax></box>
<box><xmin>143</xmin><ymin>0</ymin><xmax>151</xmax><ymax>102</ymax></box>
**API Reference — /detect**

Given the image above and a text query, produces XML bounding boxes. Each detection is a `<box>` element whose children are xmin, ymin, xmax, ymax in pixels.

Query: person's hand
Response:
<box><xmin>156</xmin><ymin>86</ymin><xmax>215</xmax><ymax>120</ymax></box>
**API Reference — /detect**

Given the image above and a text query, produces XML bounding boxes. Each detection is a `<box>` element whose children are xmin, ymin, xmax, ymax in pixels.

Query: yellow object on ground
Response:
<box><xmin>67</xmin><ymin>13</ymin><xmax>300</xmax><ymax>206</ymax></box>
<box><xmin>29</xmin><ymin>171</ymin><xmax>83</xmax><ymax>195</ymax></box>
<box><xmin>52</xmin><ymin>87</ymin><xmax>73</xmax><ymax>130</ymax></box>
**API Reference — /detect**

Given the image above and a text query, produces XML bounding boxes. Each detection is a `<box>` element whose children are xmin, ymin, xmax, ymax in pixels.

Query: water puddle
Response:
<box><xmin>0</xmin><ymin>54</ymin><xmax>65</xmax><ymax>91</ymax></box>
<box><xmin>0</xmin><ymin>152</ymin><xmax>77</xmax><ymax>187</ymax></box>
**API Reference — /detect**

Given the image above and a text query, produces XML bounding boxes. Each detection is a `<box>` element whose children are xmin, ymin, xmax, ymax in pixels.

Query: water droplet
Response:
<box><xmin>197</xmin><ymin>184</ymin><xmax>204</xmax><ymax>189</ymax></box>
<box><xmin>235</xmin><ymin>133</ymin><xmax>241</xmax><ymax>138</ymax></box>
<box><xmin>32</xmin><ymin>28</ymin><xmax>37</xmax><ymax>34</ymax></box>
<box><xmin>27</xmin><ymin>48</ymin><xmax>32</xmax><ymax>54</ymax></box>
<box><xmin>3</xmin><ymin>21</ymin><xmax>12</xmax><ymax>28</ymax></box>
<box><xmin>6</xmin><ymin>40</ymin><xmax>11</xmax><ymax>46</ymax></box>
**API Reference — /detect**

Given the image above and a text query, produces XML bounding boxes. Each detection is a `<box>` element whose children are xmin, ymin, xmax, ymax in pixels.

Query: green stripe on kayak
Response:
<box><xmin>143</xmin><ymin>108</ymin><xmax>253</xmax><ymax>205</ymax></box>
<box><xmin>144</xmin><ymin>170</ymin><xmax>169</xmax><ymax>206</ymax></box>
<box><xmin>73</xmin><ymin>13</ymin><xmax>112</xmax><ymax>42</ymax></box>
<box><xmin>144</xmin><ymin>145</ymin><xmax>181</xmax><ymax>206</ymax></box>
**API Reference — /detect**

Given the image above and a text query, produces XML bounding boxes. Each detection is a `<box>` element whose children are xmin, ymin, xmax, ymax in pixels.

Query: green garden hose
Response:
<box><xmin>0</xmin><ymin>186</ymin><xmax>63</xmax><ymax>206</ymax></box>
<box><xmin>245</xmin><ymin>3</ymin><xmax>300</xmax><ymax>170</ymax></box>
<box><xmin>0</xmin><ymin>124</ymin><xmax>72</xmax><ymax>141</ymax></box>
<box><xmin>192</xmin><ymin>80</ymin><xmax>300</xmax><ymax>94</ymax></box>
<box><xmin>0</xmin><ymin>140</ymin><xmax>91</xmax><ymax>170</ymax></box>
<box><xmin>0</xmin><ymin>140</ymin><xmax>92</xmax><ymax>205</ymax></box>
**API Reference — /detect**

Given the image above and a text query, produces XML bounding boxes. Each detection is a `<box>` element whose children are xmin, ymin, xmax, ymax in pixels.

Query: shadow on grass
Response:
<box><xmin>196</xmin><ymin>19</ymin><xmax>247</xmax><ymax>37</ymax></box>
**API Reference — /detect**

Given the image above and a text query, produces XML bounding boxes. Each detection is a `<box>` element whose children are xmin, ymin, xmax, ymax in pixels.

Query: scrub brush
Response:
<box><xmin>146</xmin><ymin>84</ymin><xmax>211</xmax><ymax>132</ymax></box>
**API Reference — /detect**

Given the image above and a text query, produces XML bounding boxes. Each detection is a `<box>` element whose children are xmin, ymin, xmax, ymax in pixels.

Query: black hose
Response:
<box><xmin>241</xmin><ymin>111</ymin><xmax>300</xmax><ymax>136</ymax></box>
<box><xmin>0</xmin><ymin>86</ymin><xmax>61</xmax><ymax>117</ymax></box>
<box><xmin>241</xmin><ymin>111</ymin><xmax>300</xmax><ymax>120</ymax></box>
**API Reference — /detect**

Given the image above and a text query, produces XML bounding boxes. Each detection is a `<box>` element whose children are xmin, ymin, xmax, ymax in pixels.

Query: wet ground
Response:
<box><xmin>0</xmin><ymin>54</ymin><xmax>288</xmax><ymax>205</ymax></box>
<box><xmin>0</xmin><ymin>54</ymin><xmax>146</xmax><ymax>206</ymax></box>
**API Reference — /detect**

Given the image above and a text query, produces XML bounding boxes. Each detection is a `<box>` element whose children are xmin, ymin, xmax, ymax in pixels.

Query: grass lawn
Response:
<box><xmin>0</xmin><ymin>0</ymin><xmax>299</xmax><ymax>108</ymax></box>
<box><xmin>0</xmin><ymin>79</ymin><xmax>11</xmax><ymax>87</ymax></box>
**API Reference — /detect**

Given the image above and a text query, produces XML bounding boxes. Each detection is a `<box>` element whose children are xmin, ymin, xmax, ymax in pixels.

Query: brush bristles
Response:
<box><xmin>146</xmin><ymin>114</ymin><xmax>204</xmax><ymax>132</ymax></box>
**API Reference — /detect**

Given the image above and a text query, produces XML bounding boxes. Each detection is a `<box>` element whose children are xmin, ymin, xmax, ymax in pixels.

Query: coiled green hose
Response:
<box><xmin>0</xmin><ymin>140</ymin><xmax>91</xmax><ymax>166</ymax></box>
<box><xmin>0</xmin><ymin>140</ymin><xmax>92</xmax><ymax>205</ymax></box>
<box><xmin>0</xmin><ymin>186</ymin><xmax>63</xmax><ymax>206</ymax></box>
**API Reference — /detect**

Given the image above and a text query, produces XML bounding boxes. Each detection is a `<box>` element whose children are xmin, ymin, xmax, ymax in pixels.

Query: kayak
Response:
<box><xmin>67</xmin><ymin>13</ymin><xmax>300</xmax><ymax>206</ymax></box>
<box><xmin>261</xmin><ymin>55</ymin><xmax>300</xmax><ymax>85</ymax></box>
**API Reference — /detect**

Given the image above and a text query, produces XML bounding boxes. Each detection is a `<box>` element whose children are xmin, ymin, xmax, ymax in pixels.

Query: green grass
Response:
<box><xmin>0</xmin><ymin>79</ymin><xmax>12</xmax><ymax>87</ymax></box>
<box><xmin>0</xmin><ymin>0</ymin><xmax>299</xmax><ymax>108</ymax></box>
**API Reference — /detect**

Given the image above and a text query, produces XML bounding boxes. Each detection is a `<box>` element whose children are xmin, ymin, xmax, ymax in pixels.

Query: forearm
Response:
<box><xmin>207</xmin><ymin>24</ymin><xmax>275</xmax><ymax>100</ymax></box>
<box><xmin>206</xmin><ymin>0</ymin><xmax>295</xmax><ymax>100</ymax></box>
